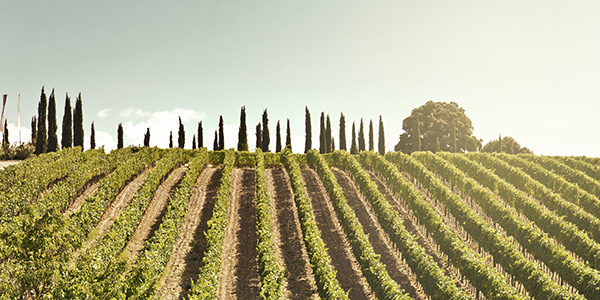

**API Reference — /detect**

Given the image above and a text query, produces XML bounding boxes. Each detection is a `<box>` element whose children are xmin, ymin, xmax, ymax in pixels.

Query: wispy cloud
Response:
<box><xmin>97</xmin><ymin>109</ymin><xmax>111</xmax><ymax>119</ymax></box>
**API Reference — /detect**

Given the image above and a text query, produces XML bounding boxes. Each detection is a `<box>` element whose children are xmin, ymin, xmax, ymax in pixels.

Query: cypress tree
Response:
<box><xmin>350</xmin><ymin>122</ymin><xmax>357</xmax><ymax>154</ymax></box>
<box><xmin>368</xmin><ymin>119</ymin><xmax>374</xmax><ymax>151</ymax></box>
<box><xmin>378</xmin><ymin>115</ymin><xmax>385</xmax><ymax>155</ymax></box>
<box><xmin>73</xmin><ymin>93</ymin><xmax>84</xmax><ymax>148</ymax></box>
<box><xmin>31</xmin><ymin>116</ymin><xmax>37</xmax><ymax>145</ymax></box>
<box><xmin>331</xmin><ymin>136</ymin><xmax>335</xmax><ymax>152</ymax></box>
<box><xmin>90</xmin><ymin>122</ymin><xmax>96</xmax><ymax>149</ymax></box>
<box><xmin>319</xmin><ymin>112</ymin><xmax>325</xmax><ymax>154</ymax></box>
<box><xmin>304</xmin><ymin>106</ymin><xmax>312</xmax><ymax>153</ymax></box>
<box><xmin>192</xmin><ymin>135</ymin><xmax>197</xmax><ymax>150</ymax></box>
<box><xmin>261</xmin><ymin>110</ymin><xmax>270</xmax><ymax>152</ymax></box>
<box><xmin>35</xmin><ymin>87</ymin><xmax>47</xmax><ymax>154</ymax></box>
<box><xmin>169</xmin><ymin>131</ymin><xmax>173</xmax><ymax>148</ymax></box>
<box><xmin>285</xmin><ymin>118</ymin><xmax>291</xmax><ymax>151</ymax></box>
<box><xmin>117</xmin><ymin>123</ymin><xmax>124</xmax><ymax>149</ymax></box>
<box><xmin>144</xmin><ymin>128</ymin><xmax>150</xmax><ymax>147</ymax></box>
<box><xmin>178</xmin><ymin>116</ymin><xmax>185</xmax><ymax>148</ymax></box>
<box><xmin>358</xmin><ymin>118</ymin><xmax>365</xmax><ymax>152</ymax></box>
<box><xmin>414</xmin><ymin>114</ymin><xmax>421</xmax><ymax>152</ymax></box>
<box><xmin>3</xmin><ymin>119</ymin><xmax>8</xmax><ymax>147</ymax></box>
<box><xmin>61</xmin><ymin>94</ymin><xmax>72</xmax><ymax>149</ymax></box>
<box><xmin>218</xmin><ymin>115</ymin><xmax>224</xmax><ymax>150</ymax></box>
<box><xmin>197</xmin><ymin>121</ymin><xmax>203</xmax><ymax>148</ymax></box>
<box><xmin>256</xmin><ymin>122</ymin><xmax>262</xmax><ymax>150</ymax></box>
<box><xmin>213</xmin><ymin>130</ymin><xmax>218</xmax><ymax>151</ymax></box>
<box><xmin>325</xmin><ymin>114</ymin><xmax>332</xmax><ymax>153</ymax></box>
<box><xmin>339</xmin><ymin>113</ymin><xmax>346</xmax><ymax>151</ymax></box>
<box><xmin>275</xmin><ymin>120</ymin><xmax>282</xmax><ymax>153</ymax></box>
<box><xmin>237</xmin><ymin>106</ymin><xmax>248</xmax><ymax>151</ymax></box>
<box><xmin>46</xmin><ymin>90</ymin><xmax>58</xmax><ymax>152</ymax></box>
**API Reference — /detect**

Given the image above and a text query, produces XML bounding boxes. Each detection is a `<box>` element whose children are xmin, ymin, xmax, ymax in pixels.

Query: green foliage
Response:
<box><xmin>256</xmin><ymin>122</ymin><xmax>262</xmax><ymax>150</ymax></box>
<box><xmin>481</xmin><ymin>136</ymin><xmax>532</xmax><ymax>154</ymax></box>
<box><xmin>281</xmin><ymin>149</ymin><xmax>348</xmax><ymax>299</ymax></box>
<box><xmin>73</xmin><ymin>93</ymin><xmax>84</xmax><ymax>148</ymax></box>
<box><xmin>35</xmin><ymin>87</ymin><xmax>47</xmax><ymax>155</ymax></box>
<box><xmin>47</xmin><ymin>89</ymin><xmax>58</xmax><ymax>152</ymax></box>
<box><xmin>197</xmin><ymin>121</ymin><xmax>203</xmax><ymax>148</ymax></box>
<box><xmin>309</xmin><ymin>150</ymin><xmax>411</xmax><ymax>300</ymax></box>
<box><xmin>305</xmin><ymin>106</ymin><xmax>311</xmax><ymax>153</ymax></box>
<box><xmin>368</xmin><ymin>119</ymin><xmax>374</xmax><ymax>151</ymax></box>
<box><xmin>326</xmin><ymin>114</ymin><xmax>332</xmax><ymax>153</ymax></box>
<box><xmin>178</xmin><ymin>116</ymin><xmax>185</xmax><ymax>148</ymax></box>
<box><xmin>238</xmin><ymin>106</ymin><xmax>248</xmax><ymax>151</ymax></box>
<box><xmin>261</xmin><ymin>110</ymin><xmax>269</xmax><ymax>152</ymax></box>
<box><xmin>90</xmin><ymin>122</ymin><xmax>96</xmax><ymax>149</ymax></box>
<box><xmin>378</xmin><ymin>115</ymin><xmax>385</xmax><ymax>155</ymax></box>
<box><xmin>117</xmin><ymin>123</ymin><xmax>124</xmax><ymax>149</ymax></box>
<box><xmin>395</xmin><ymin>101</ymin><xmax>481</xmax><ymax>153</ymax></box>
<box><xmin>350</xmin><ymin>122</ymin><xmax>357</xmax><ymax>155</ymax></box>
<box><xmin>0</xmin><ymin>142</ymin><xmax>35</xmax><ymax>160</ymax></box>
<box><xmin>285</xmin><ymin>118</ymin><xmax>291</xmax><ymax>151</ymax></box>
<box><xmin>144</xmin><ymin>127</ymin><xmax>150</xmax><ymax>147</ymax></box>
<box><xmin>61</xmin><ymin>94</ymin><xmax>72</xmax><ymax>149</ymax></box>
<box><xmin>218</xmin><ymin>115</ymin><xmax>224</xmax><ymax>150</ymax></box>
<box><xmin>276</xmin><ymin>120</ymin><xmax>282</xmax><ymax>153</ymax></box>
<box><xmin>319</xmin><ymin>112</ymin><xmax>325</xmax><ymax>154</ymax></box>
<box><xmin>339</xmin><ymin>113</ymin><xmax>346</xmax><ymax>151</ymax></box>
<box><xmin>188</xmin><ymin>150</ymin><xmax>235</xmax><ymax>299</ymax></box>
<box><xmin>358</xmin><ymin>118</ymin><xmax>365</xmax><ymax>152</ymax></box>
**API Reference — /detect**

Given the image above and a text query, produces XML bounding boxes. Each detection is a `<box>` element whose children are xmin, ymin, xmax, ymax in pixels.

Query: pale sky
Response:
<box><xmin>1</xmin><ymin>1</ymin><xmax>599</xmax><ymax>156</ymax></box>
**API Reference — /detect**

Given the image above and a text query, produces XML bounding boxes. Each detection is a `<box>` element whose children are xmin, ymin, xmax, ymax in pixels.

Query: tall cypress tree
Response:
<box><xmin>261</xmin><ymin>110</ymin><xmax>270</xmax><ymax>152</ymax></box>
<box><xmin>90</xmin><ymin>122</ymin><xmax>96</xmax><ymax>149</ymax></box>
<box><xmin>73</xmin><ymin>93</ymin><xmax>84</xmax><ymax>148</ymax></box>
<box><xmin>319</xmin><ymin>112</ymin><xmax>325</xmax><ymax>154</ymax></box>
<box><xmin>368</xmin><ymin>119</ymin><xmax>374</xmax><ymax>151</ymax></box>
<box><xmin>31</xmin><ymin>116</ymin><xmax>37</xmax><ymax>145</ymax></box>
<box><xmin>378</xmin><ymin>115</ymin><xmax>385</xmax><ymax>155</ymax></box>
<box><xmin>350</xmin><ymin>122</ymin><xmax>357</xmax><ymax>154</ymax></box>
<box><xmin>285</xmin><ymin>118</ymin><xmax>291</xmax><ymax>151</ymax></box>
<box><xmin>218</xmin><ymin>115</ymin><xmax>224</xmax><ymax>150</ymax></box>
<box><xmin>237</xmin><ymin>106</ymin><xmax>248</xmax><ymax>151</ymax></box>
<box><xmin>3</xmin><ymin>119</ymin><xmax>8</xmax><ymax>147</ymax></box>
<box><xmin>304</xmin><ymin>106</ymin><xmax>311</xmax><ymax>153</ymax></box>
<box><xmin>213</xmin><ymin>130</ymin><xmax>218</xmax><ymax>151</ymax></box>
<box><xmin>169</xmin><ymin>131</ymin><xmax>173</xmax><ymax>148</ymax></box>
<box><xmin>192</xmin><ymin>134</ymin><xmax>197</xmax><ymax>150</ymax></box>
<box><xmin>331</xmin><ymin>137</ymin><xmax>335</xmax><ymax>152</ymax></box>
<box><xmin>144</xmin><ymin>128</ymin><xmax>150</xmax><ymax>147</ymax></box>
<box><xmin>46</xmin><ymin>89</ymin><xmax>58</xmax><ymax>152</ymax></box>
<box><xmin>339</xmin><ymin>113</ymin><xmax>346</xmax><ymax>151</ymax></box>
<box><xmin>178</xmin><ymin>116</ymin><xmax>185</xmax><ymax>148</ymax></box>
<box><xmin>256</xmin><ymin>122</ymin><xmax>262</xmax><ymax>150</ymax></box>
<box><xmin>197</xmin><ymin>121</ymin><xmax>203</xmax><ymax>148</ymax></box>
<box><xmin>275</xmin><ymin>120</ymin><xmax>282</xmax><ymax>153</ymax></box>
<box><xmin>61</xmin><ymin>94</ymin><xmax>72</xmax><ymax>149</ymax></box>
<box><xmin>35</xmin><ymin>87</ymin><xmax>47</xmax><ymax>154</ymax></box>
<box><xmin>325</xmin><ymin>114</ymin><xmax>332</xmax><ymax>153</ymax></box>
<box><xmin>358</xmin><ymin>118</ymin><xmax>365</xmax><ymax>152</ymax></box>
<box><xmin>117</xmin><ymin>123</ymin><xmax>124</xmax><ymax>149</ymax></box>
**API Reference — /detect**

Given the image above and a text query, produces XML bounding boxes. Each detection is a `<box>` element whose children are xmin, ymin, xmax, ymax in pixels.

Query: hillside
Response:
<box><xmin>1</xmin><ymin>147</ymin><xmax>599</xmax><ymax>299</ymax></box>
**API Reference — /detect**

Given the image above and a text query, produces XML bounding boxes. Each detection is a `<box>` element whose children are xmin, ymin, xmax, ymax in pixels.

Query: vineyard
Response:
<box><xmin>1</xmin><ymin>147</ymin><xmax>600</xmax><ymax>299</ymax></box>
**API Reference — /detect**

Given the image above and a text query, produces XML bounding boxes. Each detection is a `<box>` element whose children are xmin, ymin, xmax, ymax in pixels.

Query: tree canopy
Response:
<box><xmin>394</xmin><ymin>101</ymin><xmax>481</xmax><ymax>153</ymax></box>
<box><xmin>482</xmin><ymin>135</ymin><xmax>532</xmax><ymax>154</ymax></box>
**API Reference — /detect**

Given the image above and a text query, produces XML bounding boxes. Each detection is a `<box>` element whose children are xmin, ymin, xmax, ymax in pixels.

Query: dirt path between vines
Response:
<box><xmin>366</xmin><ymin>170</ymin><xmax>470</xmax><ymax>294</ymax></box>
<box><xmin>64</xmin><ymin>172</ymin><xmax>113</xmax><ymax>216</ymax></box>
<box><xmin>301</xmin><ymin>168</ymin><xmax>374</xmax><ymax>300</ymax></box>
<box><xmin>266</xmin><ymin>168</ymin><xmax>319</xmax><ymax>300</ymax></box>
<box><xmin>332</xmin><ymin>168</ymin><xmax>426</xmax><ymax>300</ymax></box>
<box><xmin>123</xmin><ymin>165</ymin><xmax>187</xmax><ymax>262</ymax></box>
<box><xmin>217</xmin><ymin>168</ymin><xmax>260</xmax><ymax>300</ymax></box>
<box><xmin>155</xmin><ymin>166</ymin><xmax>221</xmax><ymax>300</ymax></box>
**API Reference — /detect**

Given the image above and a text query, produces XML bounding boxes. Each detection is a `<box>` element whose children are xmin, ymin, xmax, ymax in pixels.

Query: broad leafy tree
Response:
<box><xmin>394</xmin><ymin>101</ymin><xmax>481</xmax><ymax>153</ymax></box>
<box><xmin>481</xmin><ymin>135</ymin><xmax>532</xmax><ymax>154</ymax></box>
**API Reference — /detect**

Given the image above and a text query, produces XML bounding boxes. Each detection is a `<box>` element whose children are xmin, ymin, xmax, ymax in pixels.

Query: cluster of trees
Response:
<box><xmin>32</xmin><ymin>87</ymin><xmax>88</xmax><ymax>155</ymax></box>
<box><xmin>394</xmin><ymin>101</ymin><xmax>530</xmax><ymax>155</ymax></box>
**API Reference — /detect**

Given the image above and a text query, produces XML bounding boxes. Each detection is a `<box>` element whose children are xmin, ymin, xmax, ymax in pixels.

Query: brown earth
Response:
<box><xmin>123</xmin><ymin>165</ymin><xmax>187</xmax><ymax>262</ymax></box>
<box><xmin>155</xmin><ymin>166</ymin><xmax>221</xmax><ymax>300</ymax></box>
<box><xmin>265</xmin><ymin>168</ymin><xmax>319</xmax><ymax>300</ymax></box>
<box><xmin>0</xmin><ymin>160</ymin><xmax>20</xmax><ymax>170</ymax></box>
<box><xmin>301</xmin><ymin>168</ymin><xmax>374</xmax><ymax>300</ymax></box>
<box><xmin>332</xmin><ymin>168</ymin><xmax>426</xmax><ymax>300</ymax></box>
<box><xmin>63</xmin><ymin>173</ymin><xmax>110</xmax><ymax>216</ymax></box>
<box><xmin>217</xmin><ymin>168</ymin><xmax>261</xmax><ymax>300</ymax></box>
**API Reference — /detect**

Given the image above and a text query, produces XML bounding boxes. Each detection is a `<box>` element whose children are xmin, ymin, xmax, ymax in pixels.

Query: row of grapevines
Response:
<box><xmin>468</xmin><ymin>153</ymin><xmax>600</xmax><ymax>266</ymax></box>
<box><xmin>557</xmin><ymin>156</ymin><xmax>600</xmax><ymax>183</ymax></box>
<box><xmin>119</xmin><ymin>149</ymin><xmax>208</xmax><ymax>298</ymax></box>
<box><xmin>188</xmin><ymin>149</ymin><xmax>236</xmax><ymax>299</ymax></box>
<box><xmin>254</xmin><ymin>149</ymin><xmax>285</xmax><ymax>299</ymax></box>
<box><xmin>280</xmin><ymin>149</ymin><xmax>348</xmax><ymax>299</ymax></box>
<box><xmin>415</xmin><ymin>152</ymin><xmax>598</xmax><ymax>299</ymax></box>
<box><xmin>57</xmin><ymin>148</ymin><xmax>191</xmax><ymax>298</ymax></box>
<box><xmin>492</xmin><ymin>153</ymin><xmax>600</xmax><ymax>222</ymax></box>
<box><xmin>309</xmin><ymin>150</ymin><xmax>412</xmax><ymax>299</ymax></box>
<box><xmin>375</xmin><ymin>151</ymin><xmax>524</xmax><ymax>300</ymax></box>
<box><xmin>0</xmin><ymin>146</ymin><xmax>68</xmax><ymax>191</ymax></box>
<box><xmin>0</xmin><ymin>146</ymin><xmax>87</xmax><ymax>223</ymax></box>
